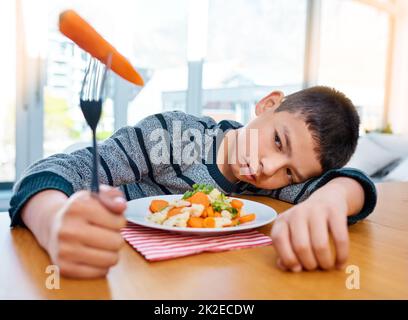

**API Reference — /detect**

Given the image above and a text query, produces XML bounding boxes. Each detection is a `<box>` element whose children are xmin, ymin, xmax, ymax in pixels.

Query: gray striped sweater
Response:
<box><xmin>9</xmin><ymin>111</ymin><xmax>377</xmax><ymax>227</ymax></box>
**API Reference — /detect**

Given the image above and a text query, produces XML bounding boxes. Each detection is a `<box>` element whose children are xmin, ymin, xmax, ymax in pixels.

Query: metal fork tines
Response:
<box><xmin>80</xmin><ymin>55</ymin><xmax>112</xmax><ymax>194</ymax></box>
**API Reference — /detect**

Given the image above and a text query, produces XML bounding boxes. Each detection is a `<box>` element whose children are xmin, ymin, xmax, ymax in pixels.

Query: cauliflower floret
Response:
<box><xmin>168</xmin><ymin>199</ymin><xmax>191</xmax><ymax>207</ymax></box>
<box><xmin>214</xmin><ymin>217</ymin><xmax>232</xmax><ymax>228</ymax></box>
<box><xmin>146</xmin><ymin>210</ymin><xmax>169</xmax><ymax>224</ymax></box>
<box><xmin>221</xmin><ymin>210</ymin><xmax>232</xmax><ymax>219</ymax></box>
<box><xmin>208</xmin><ymin>188</ymin><xmax>222</xmax><ymax>202</ymax></box>
<box><xmin>186</xmin><ymin>204</ymin><xmax>205</xmax><ymax>217</ymax></box>
<box><xmin>163</xmin><ymin>211</ymin><xmax>190</xmax><ymax>227</ymax></box>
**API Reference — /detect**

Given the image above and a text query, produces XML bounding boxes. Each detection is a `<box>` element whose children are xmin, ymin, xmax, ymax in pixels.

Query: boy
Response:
<box><xmin>9</xmin><ymin>86</ymin><xmax>376</xmax><ymax>278</ymax></box>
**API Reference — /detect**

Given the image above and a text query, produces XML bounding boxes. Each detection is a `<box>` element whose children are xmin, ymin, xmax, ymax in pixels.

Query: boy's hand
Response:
<box><xmin>22</xmin><ymin>185</ymin><xmax>127</xmax><ymax>279</ymax></box>
<box><xmin>270</xmin><ymin>177</ymin><xmax>364</xmax><ymax>272</ymax></box>
<box><xmin>47</xmin><ymin>185</ymin><xmax>127</xmax><ymax>278</ymax></box>
<box><xmin>271</xmin><ymin>197</ymin><xmax>348</xmax><ymax>272</ymax></box>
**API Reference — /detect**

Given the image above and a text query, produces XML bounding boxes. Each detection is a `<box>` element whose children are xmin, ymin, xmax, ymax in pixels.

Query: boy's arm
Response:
<box><xmin>269</xmin><ymin>167</ymin><xmax>377</xmax><ymax>224</ymax></box>
<box><xmin>8</xmin><ymin>111</ymin><xmax>211</xmax><ymax>278</ymax></box>
<box><xmin>8</xmin><ymin>113</ymin><xmax>166</xmax><ymax>278</ymax></box>
<box><xmin>8</xmin><ymin>114</ymin><xmax>163</xmax><ymax>228</ymax></box>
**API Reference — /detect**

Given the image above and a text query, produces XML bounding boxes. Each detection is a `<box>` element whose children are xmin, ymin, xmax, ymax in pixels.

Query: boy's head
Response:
<box><xmin>228</xmin><ymin>86</ymin><xmax>360</xmax><ymax>189</ymax></box>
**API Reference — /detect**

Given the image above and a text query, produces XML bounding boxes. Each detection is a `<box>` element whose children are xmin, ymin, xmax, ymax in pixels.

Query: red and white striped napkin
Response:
<box><xmin>121</xmin><ymin>222</ymin><xmax>273</xmax><ymax>261</ymax></box>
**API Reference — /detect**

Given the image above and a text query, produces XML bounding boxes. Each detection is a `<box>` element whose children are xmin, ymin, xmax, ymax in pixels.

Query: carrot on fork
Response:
<box><xmin>59</xmin><ymin>9</ymin><xmax>144</xmax><ymax>86</ymax></box>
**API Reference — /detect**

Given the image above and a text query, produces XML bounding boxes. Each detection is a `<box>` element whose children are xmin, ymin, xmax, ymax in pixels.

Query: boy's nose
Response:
<box><xmin>260</xmin><ymin>156</ymin><xmax>287</xmax><ymax>177</ymax></box>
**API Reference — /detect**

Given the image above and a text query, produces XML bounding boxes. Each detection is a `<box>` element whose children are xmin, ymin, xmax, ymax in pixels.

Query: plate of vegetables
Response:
<box><xmin>125</xmin><ymin>184</ymin><xmax>278</xmax><ymax>235</ymax></box>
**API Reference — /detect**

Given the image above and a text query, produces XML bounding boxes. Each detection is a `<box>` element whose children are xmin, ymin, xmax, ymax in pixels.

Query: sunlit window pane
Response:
<box><xmin>124</xmin><ymin>0</ymin><xmax>188</xmax><ymax>124</ymax></box>
<box><xmin>203</xmin><ymin>0</ymin><xmax>307</xmax><ymax>124</ymax></box>
<box><xmin>0</xmin><ymin>1</ymin><xmax>16</xmax><ymax>182</ymax></box>
<box><xmin>318</xmin><ymin>0</ymin><xmax>390</xmax><ymax>131</ymax></box>
<box><xmin>21</xmin><ymin>0</ymin><xmax>187</xmax><ymax>156</ymax></box>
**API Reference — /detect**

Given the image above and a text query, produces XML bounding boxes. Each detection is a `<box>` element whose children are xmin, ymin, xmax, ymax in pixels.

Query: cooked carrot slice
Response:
<box><xmin>188</xmin><ymin>192</ymin><xmax>210</xmax><ymax>208</ymax></box>
<box><xmin>231</xmin><ymin>199</ymin><xmax>244</xmax><ymax>210</ymax></box>
<box><xmin>205</xmin><ymin>206</ymin><xmax>214</xmax><ymax>218</ymax></box>
<box><xmin>201</xmin><ymin>208</ymin><xmax>208</xmax><ymax>218</ymax></box>
<box><xmin>214</xmin><ymin>212</ymin><xmax>222</xmax><ymax>218</ymax></box>
<box><xmin>203</xmin><ymin>217</ymin><xmax>216</xmax><ymax>228</ymax></box>
<box><xmin>167</xmin><ymin>207</ymin><xmax>183</xmax><ymax>218</ymax></box>
<box><xmin>187</xmin><ymin>217</ymin><xmax>204</xmax><ymax>228</ymax></box>
<box><xmin>238</xmin><ymin>213</ymin><xmax>256</xmax><ymax>224</ymax></box>
<box><xmin>149</xmin><ymin>200</ymin><xmax>169</xmax><ymax>213</ymax></box>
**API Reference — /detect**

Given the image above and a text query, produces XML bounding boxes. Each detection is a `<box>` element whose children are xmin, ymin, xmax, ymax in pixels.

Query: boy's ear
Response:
<box><xmin>255</xmin><ymin>91</ymin><xmax>284</xmax><ymax>116</ymax></box>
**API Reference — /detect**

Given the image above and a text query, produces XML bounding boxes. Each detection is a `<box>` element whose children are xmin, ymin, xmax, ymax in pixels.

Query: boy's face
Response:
<box><xmin>228</xmin><ymin>91</ymin><xmax>323</xmax><ymax>189</ymax></box>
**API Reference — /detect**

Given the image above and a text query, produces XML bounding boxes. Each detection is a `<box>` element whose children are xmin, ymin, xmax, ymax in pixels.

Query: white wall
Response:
<box><xmin>388</xmin><ymin>0</ymin><xmax>408</xmax><ymax>134</ymax></box>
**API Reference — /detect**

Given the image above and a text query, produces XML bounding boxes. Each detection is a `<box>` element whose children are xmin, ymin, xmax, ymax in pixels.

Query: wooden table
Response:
<box><xmin>1</xmin><ymin>182</ymin><xmax>407</xmax><ymax>299</ymax></box>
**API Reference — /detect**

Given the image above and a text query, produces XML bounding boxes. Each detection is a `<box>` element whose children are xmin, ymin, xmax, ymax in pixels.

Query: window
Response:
<box><xmin>318</xmin><ymin>0</ymin><xmax>390</xmax><ymax>131</ymax></box>
<box><xmin>0</xmin><ymin>1</ymin><xmax>16</xmax><ymax>184</ymax></box>
<box><xmin>19</xmin><ymin>0</ymin><xmax>188</xmax><ymax>158</ymax></box>
<box><xmin>203</xmin><ymin>0</ymin><xmax>307</xmax><ymax>124</ymax></box>
<box><xmin>4</xmin><ymin>0</ymin><xmax>399</xmax><ymax>192</ymax></box>
<box><xmin>37</xmin><ymin>1</ymin><xmax>116</xmax><ymax>156</ymax></box>
<box><xmin>43</xmin><ymin>32</ymin><xmax>96</xmax><ymax>156</ymax></box>
<box><xmin>126</xmin><ymin>0</ymin><xmax>188</xmax><ymax>123</ymax></box>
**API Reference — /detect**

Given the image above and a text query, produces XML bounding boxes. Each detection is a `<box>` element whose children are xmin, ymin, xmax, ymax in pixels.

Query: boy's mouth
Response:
<box><xmin>246</xmin><ymin>174</ymin><xmax>256</xmax><ymax>183</ymax></box>
<box><xmin>239</xmin><ymin>162</ymin><xmax>257</xmax><ymax>183</ymax></box>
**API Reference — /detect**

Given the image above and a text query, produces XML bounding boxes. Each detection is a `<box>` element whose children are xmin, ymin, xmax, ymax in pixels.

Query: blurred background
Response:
<box><xmin>1</xmin><ymin>0</ymin><xmax>408</xmax><ymax>210</ymax></box>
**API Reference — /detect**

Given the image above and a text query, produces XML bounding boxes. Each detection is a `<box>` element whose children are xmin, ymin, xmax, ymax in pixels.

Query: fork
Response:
<box><xmin>79</xmin><ymin>55</ymin><xmax>112</xmax><ymax>194</ymax></box>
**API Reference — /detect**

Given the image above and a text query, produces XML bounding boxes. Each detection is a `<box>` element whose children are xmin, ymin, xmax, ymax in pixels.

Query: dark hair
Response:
<box><xmin>276</xmin><ymin>86</ymin><xmax>360</xmax><ymax>171</ymax></box>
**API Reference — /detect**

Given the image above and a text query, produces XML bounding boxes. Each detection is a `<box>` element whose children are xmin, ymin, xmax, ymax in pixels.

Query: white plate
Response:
<box><xmin>125</xmin><ymin>194</ymin><xmax>278</xmax><ymax>236</ymax></box>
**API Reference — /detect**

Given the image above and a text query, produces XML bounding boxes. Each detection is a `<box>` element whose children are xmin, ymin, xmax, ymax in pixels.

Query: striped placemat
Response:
<box><xmin>121</xmin><ymin>222</ymin><xmax>273</xmax><ymax>261</ymax></box>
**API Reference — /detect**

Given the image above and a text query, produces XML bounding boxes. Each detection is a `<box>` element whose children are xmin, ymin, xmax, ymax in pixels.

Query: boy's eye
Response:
<box><xmin>274</xmin><ymin>132</ymin><xmax>282</xmax><ymax>150</ymax></box>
